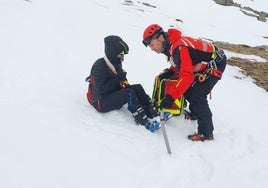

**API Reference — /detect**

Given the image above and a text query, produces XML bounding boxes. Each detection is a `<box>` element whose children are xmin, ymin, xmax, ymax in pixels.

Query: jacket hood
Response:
<box><xmin>104</xmin><ymin>35</ymin><xmax>129</xmax><ymax>64</ymax></box>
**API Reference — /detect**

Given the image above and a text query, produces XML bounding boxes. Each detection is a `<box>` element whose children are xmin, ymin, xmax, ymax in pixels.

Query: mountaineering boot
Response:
<box><xmin>146</xmin><ymin>116</ymin><xmax>161</xmax><ymax>132</ymax></box>
<box><xmin>184</xmin><ymin>110</ymin><xmax>198</xmax><ymax>120</ymax></box>
<box><xmin>143</xmin><ymin>103</ymin><xmax>159</xmax><ymax>119</ymax></box>
<box><xmin>132</xmin><ymin>106</ymin><xmax>148</xmax><ymax>126</ymax></box>
<box><xmin>187</xmin><ymin>133</ymin><xmax>214</xmax><ymax>141</ymax></box>
<box><xmin>143</xmin><ymin>103</ymin><xmax>161</xmax><ymax>132</ymax></box>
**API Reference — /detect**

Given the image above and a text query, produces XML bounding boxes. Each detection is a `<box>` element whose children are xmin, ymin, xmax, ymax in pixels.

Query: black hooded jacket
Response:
<box><xmin>90</xmin><ymin>36</ymin><xmax>129</xmax><ymax>104</ymax></box>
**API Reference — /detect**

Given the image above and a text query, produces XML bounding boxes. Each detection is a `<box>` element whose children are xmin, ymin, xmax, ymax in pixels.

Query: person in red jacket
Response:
<box><xmin>142</xmin><ymin>24</ymin><xmax>227</xmax><ymax>141</ymax></box>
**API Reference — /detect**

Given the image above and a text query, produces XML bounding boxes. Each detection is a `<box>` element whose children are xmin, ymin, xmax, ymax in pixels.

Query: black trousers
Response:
<box><xmin>184</xmin><ymin>57</ymin><xmax>226</xmax><ymax>137</ymax></box>
<box><xmin>93</xmin><ymin>84</ymin><xmax>151</xmax><ymax>113</ymax></box>
<box><xmin>184</xmin><ymin>76</ymin><xmax>219</xmax><ymax>136</ymax></box>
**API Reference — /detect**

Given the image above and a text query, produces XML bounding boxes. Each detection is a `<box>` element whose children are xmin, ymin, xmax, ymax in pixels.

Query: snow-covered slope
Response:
<box><xmin>0</xmin><ymin>0</ymin><xmax>268</xmax><ymax>187</ymax></box>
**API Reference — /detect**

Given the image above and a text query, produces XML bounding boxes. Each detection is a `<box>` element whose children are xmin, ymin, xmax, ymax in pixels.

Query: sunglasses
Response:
<box><xmin>142</xmin><ymin>33</ymin><xmax>162</xmax><ymax>47</ymax></box>
<box><xmin>142</xmin><ymin>37</ymin><xmax>151</xmax><ymax>47</ymax></box>
<box><xmin>120</xmin><ymin>50</ymin><xmax>128</xmax><ymax>55</ymax></box>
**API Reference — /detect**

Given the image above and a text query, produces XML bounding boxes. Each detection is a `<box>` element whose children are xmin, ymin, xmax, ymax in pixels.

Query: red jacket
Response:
<box><xmin>166</xmin><ymin>28</ymin><xmax>215</xmax><ymax>99</ymax></box>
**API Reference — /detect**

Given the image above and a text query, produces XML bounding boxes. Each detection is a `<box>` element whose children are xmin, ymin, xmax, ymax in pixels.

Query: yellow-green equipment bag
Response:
<box><xmin>152</xmin><ymin>75</ymin><xmax>184</xmax><ymax>115</ymax></box>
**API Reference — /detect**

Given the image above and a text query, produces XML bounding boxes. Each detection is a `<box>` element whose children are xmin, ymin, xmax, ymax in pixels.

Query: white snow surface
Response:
<box><xmin>0</xmin><ymin>0</ymin><xmax>268</xmax><ymax>188</ymax></box>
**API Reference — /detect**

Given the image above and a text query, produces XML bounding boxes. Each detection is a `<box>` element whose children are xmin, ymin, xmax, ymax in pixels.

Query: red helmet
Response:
<box><xmin>142</xmin><ymin>24</ymin><xmax>163</xmax><ymax>46</ymax></box>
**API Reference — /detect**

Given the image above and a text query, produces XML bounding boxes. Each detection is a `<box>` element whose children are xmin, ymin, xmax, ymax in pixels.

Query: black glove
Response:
<box><xmin>160</xmin><ymin>94</ymin><xmax>174</xmax><ymax>109</ymax></box>
<box><xmin>159</xmin><ymin>68</ymin><xmax>175</xmax><ymax>80</ymax></box>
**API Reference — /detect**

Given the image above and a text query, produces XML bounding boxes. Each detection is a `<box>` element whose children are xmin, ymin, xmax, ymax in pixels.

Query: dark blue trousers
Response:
<box><xmin>93</xmin><ymin>84</ymin><xmax>151</xmax><ymax>113</ymax></box>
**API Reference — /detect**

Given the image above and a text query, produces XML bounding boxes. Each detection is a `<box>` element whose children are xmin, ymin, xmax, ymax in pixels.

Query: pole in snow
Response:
<box><xmin>160</xmin><ymin>110</ymin><xmax>172</xmax><ymax>155</ymax></box>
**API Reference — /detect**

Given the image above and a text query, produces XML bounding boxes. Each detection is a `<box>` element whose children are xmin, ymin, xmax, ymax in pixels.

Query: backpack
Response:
<box><xmin>152</xmin><ymin>75</ymin><xmax>184</xmax><ymax>115</ymax></box>
<box><xmin>85</xmin><ymin>75</ymin><xmax>93</xmax><ymax>104</ymax></box>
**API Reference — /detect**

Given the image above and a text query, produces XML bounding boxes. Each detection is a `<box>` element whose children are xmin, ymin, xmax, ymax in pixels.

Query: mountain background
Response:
<box><xmin>0</xmin><ymin>0</ymin><xmax>268</xmax><ymax>188</ymax></box>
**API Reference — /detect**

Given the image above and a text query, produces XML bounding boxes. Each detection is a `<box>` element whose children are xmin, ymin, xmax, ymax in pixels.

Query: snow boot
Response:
<box><xmin>132</xmin><ymin>106</ymin><xmax>149</xmax><ymax>126</ymax></box>
<box><xmin>143</xmin><ymin>103</ymin><xmax>161</xmax><ymax>132</ymax></box>
<box><xmin>146</xmin><ymin>117</ymin><xmax>161</xmax><ymax>132</ymax></box>
<box><xmin>143</xmin><ymin>103</ymin><xmax>159</xmax><ymax>119</ymax></box>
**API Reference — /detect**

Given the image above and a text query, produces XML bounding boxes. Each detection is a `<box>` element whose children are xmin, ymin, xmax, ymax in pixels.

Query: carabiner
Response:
<box><xmin>198</xmin><ymin>74</ymin><xmax>206</xmax><ymax>82</ymax></box>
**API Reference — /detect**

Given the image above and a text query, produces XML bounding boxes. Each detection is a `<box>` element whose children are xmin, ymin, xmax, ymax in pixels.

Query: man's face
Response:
<box><xmin>148</xmin><ymin>35</ymin><xmax>164</xmax><ymax>54</ymax></box>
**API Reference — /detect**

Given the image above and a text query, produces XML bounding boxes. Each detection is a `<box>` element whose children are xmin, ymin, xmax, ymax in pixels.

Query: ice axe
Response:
<box><xmin>160</xmin><ymin>110</ymin><xmax>172</xmax><ymax>155</ymax></box>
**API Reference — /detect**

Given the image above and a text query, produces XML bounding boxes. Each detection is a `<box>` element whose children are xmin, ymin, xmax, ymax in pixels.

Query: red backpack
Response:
<box><xmin>85</xmin><ymin>75</ymin><xmax>93</xmax><ymax>104</ymax></box>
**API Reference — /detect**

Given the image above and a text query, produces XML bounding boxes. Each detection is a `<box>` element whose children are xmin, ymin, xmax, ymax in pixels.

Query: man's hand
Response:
<box><xmin>160</xmin><ymin>94</ymin><xmax>174</xmax><ymax>109</ymax></box>
<box><xmin>158</xmin><ymin>68</ymin><xmax>175</xmax><ymax>80</ymax></box>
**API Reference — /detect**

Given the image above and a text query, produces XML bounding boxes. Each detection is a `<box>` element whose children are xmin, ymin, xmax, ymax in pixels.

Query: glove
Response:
<box><xmin>119</xmin><ymin>80</ymin><xmax>130</xmax><ymax>89</ymax></box>
<box><xmin>159</xmin><ymin>68</ymin><xmax>175</xmax><ymax>80</ymax></box>
<box><xmin>160</xmin><ymin>94</ymin><xmax>174</xmax><ymax>109</ymax></box>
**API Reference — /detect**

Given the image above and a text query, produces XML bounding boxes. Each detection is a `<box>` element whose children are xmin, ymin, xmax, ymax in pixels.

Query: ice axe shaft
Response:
<box><xmin>160</xmin><ymin>110</ymin><xmax>172</xmax><ymax>155</ymax></box>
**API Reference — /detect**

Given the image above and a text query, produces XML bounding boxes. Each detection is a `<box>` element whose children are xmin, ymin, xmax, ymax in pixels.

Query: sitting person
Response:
<box><xmin>86</xmin><ymin>35</ymin><xmax>160</xmax><ymax>132</ymax></box>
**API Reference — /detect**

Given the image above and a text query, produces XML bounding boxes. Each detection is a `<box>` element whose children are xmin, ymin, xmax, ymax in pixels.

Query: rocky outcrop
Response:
<box><xmin>213</xmin><ymin>0</ymin><xmax>236</xmax><ymax>6</ymax></box>
<box><xmin>213</xmin><ymin>0</ymin><xmax>267</xmax><ymax>22</ymax></box>
<box><xmin>213</xmin><ymin>41</ymin><xmax>268</xmax><ymax>91</ymax></box>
